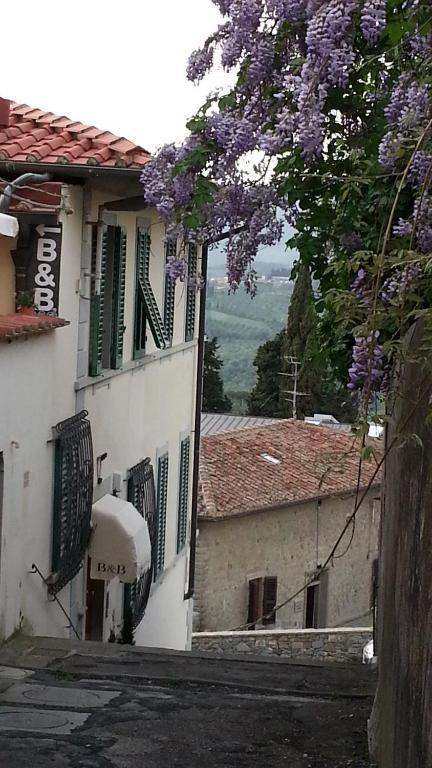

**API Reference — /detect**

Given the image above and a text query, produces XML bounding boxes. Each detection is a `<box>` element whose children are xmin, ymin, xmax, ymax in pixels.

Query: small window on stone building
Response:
<box><xmin>247</xmin><ymin>576</ymin><xmax>278</xmax><ymax>628</ymax></box>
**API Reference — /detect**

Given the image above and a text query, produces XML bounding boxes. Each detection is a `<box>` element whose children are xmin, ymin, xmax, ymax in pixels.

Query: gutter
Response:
<box><xmin>198</xmin><ymin>482</ymin><xmax>382</xmax><ymax>523</ymax></box>
<box><xmin>0</xmin><ymin>160</ymin><xmax>143</xmax><ymax>182</ymax></box>
<box><xmin>184</xmin><ymin>241</ymin><xmax>208</xmax><ymax>601</ymax></box>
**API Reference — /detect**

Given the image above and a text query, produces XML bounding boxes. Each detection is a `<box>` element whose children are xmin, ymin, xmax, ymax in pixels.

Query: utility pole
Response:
<box><xmin>278</xmin><ymin>356</ymin><xmax>309</xmax><ymax>420</ymax></box>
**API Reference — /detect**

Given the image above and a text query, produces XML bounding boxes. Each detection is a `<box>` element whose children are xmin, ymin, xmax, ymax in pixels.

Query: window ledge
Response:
<box><xmin>75</xmin><ymin>339</ymin><xmax>197</xmax><ymax>391</ymax></box>
<box><xmin>0</xmin><ymin>313</ymin><xmax>69</xmax><ymax>342</ymax></box>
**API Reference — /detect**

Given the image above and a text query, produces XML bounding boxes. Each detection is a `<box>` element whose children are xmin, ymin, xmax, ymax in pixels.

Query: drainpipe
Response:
<box><xmin>184</xmin><ymin>226</ymin><xmax>246</xmax><ymax>601</ymax></box>
<box><xmin>0</xmin><ymin>172</ymin><xmax>52</xmax><ymax>212</ymax></box>
<box><xmin>184</xmin><ymin>241</ymin><xmax>208</xmax><ymax>600</ymax></box>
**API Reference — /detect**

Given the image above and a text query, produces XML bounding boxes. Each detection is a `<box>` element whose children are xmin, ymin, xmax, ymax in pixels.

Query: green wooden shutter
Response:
<box><xmin>111</xmin><ymin>227</ymin><xmax>127</xmax><ymax>370</ymax></box>
<box><xmin>155</xmin><ymin>453</ymin><xmax>169</xmax><ymax>578</ymax></box>
<box><xmin>164</xmin><ymin>240</ymin><xmax>176</xmax><ymax>343</ymax></box>
<box><xmin>185</xmin><ymin>243</ymin><xmax>198</xmax><ymax>342</ymax></box>
<box><xmin>137</xmin><ymin>281</ymin><xmax>169</xmax><ymax>350</ymax></box>
<box><xmin>176</xmin><ymin>437</ymin><xmax>190</xmax><ymax>553</ymax></box>
<box><xmin>134</xmin><ymin>227</ymin><xmax>151</xmax><ymax>357</ymax></box>
<box><xmin>89</xmin><ymin>226</ymin><xmax>108</xmax><ymax>376</ymax></box>
<box><xmin>136</xmin><ymin>226</ymin><xmax>150</xmax><ymax>284</ymax></box>
<box><xmin>134</xmin><ymin>228</ymin><xmax>168</xmax><ymax>350</ymax></box>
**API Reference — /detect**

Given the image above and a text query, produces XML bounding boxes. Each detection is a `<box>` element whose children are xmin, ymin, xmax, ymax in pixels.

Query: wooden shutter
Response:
<box><xmin>247</xmin><ymin>578</ymin><xmax>262</xmax><ymax>627</ymax></box>
<box><xmin>317</xmin><ymin>569</ymin><xmax>328</xmax><ymax>628</ymax></box>
<box><xmin>126</xmin><ymin>457</ymin><xmax>157</xmax><ymax>629</ymax></box>
<box><xmin>176</xmin><ymin>437</ymin><xmax>190</xmax><ymax>553</ymax></box>
<box><xmin>164</xmin><ymin>239</ymin><xmax>176</xmax><ymax>342</ymax></box>
<box><xmin>134</xmin><ymin>226</ymin><xmax>150</xmax><ymax>357</ymax></box>
<box><xmin>111</xmin><ymin>227</ymin><xmax>127</xmax><ymax>369</ymax></box>
<box><xmin>371</xmin><ymin>558</ymin><xmax>379</xmax><ymax>608</ymax></box>
<box><xmin>135</xmin><ymin>228</ymin><xmax>168</xmax><ymax>350</ymax></box>
<box><xmin>185</xmin><ymin>243</ymin><xmax>198</xmax><ymax>342</ymax></box>
<box><xmin>51</xmin><ymin>412</ymin><xmax>93</xmax><ymax>595</ymax></box>
<box><xmin>155</xmin><ymin>454</ymin><xmax>169</xmax><ymax>577</ymax></box>
<box><xmin>89</xmin><ymin>226</ymin><xmax>108</xmax><ymax>376</ymax></box>
<box><xmin>262</xmin><ymin>576</ymin><xmax>278</xmax><ymax>625</ymax></box>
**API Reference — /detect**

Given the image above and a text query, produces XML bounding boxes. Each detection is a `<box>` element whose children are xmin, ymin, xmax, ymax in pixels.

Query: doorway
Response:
<box><xmin>85</xmin><ymin>557</ymin><xmax>105</xmax><ymax>641</ymax></box>
<box><xmin>305</xmin><ymin>581</ymin><xmax>320</xmax><ymax>628</ymax></box>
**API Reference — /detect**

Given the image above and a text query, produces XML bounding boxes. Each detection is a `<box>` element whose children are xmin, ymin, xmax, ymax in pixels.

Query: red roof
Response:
<box><xmin>0</xmin><ymin>99</ymin><xmax>151</xmax><ymax>170</ymax></box>
<box><xmin>0</xmin><ymin>313</ymin><xmax>69</xmax><ymax>341</ymax></box>
<box><xmin>199</xmin><ymin>420</ymin><xmax>382</xmax><ymax>520</ymax></box>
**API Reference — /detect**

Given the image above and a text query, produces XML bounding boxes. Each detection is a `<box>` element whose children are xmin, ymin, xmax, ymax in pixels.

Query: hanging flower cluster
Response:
<box><xmin>141</xmin><ymin>0</ymin><xmax>432</xmax><ymax>400</ymax></box>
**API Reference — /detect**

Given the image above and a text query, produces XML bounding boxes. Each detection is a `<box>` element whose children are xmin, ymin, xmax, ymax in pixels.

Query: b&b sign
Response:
<box><xmin>90</xmin><ymin>558</ymin><xmax>136</xmax><ymax>583</ymax></box>
<box><xmin>14</xmin><ymin>215</ymin><xmax>63</xmax><ymax>315</ymax></box>
<box><xmin>31</xmin><ymin>222</ymin><xmax>62</xmax><ymax>315</ymax></box>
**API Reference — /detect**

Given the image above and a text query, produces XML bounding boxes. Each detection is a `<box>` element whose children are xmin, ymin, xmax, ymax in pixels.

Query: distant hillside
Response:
<box><xmin>205</xmin><ymin>280</ymin><xmax>293</xmax><ymax>400</ymax></box>
<box><xmin>209</xmin><ymin>224</ymin><xmax>297</xmax><ymax>278</ymax></box>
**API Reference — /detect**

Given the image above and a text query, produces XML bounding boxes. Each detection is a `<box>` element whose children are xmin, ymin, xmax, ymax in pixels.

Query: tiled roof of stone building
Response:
<box><xmin>199</xmin><ymin>420</ymin><xmax>381</xmax><ymax>520</ymax></box>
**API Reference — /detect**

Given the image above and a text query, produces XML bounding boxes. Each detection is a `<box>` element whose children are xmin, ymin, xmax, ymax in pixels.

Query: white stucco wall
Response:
<box><xmin>0</xmin><ymin>182</ymin><xmax>198</xmax><ymax>651</ymax></box>
<box><xmin>75</xmin><ymin>195</ymin><xmax>199</xmax><ymax>651</ymax></box>
<box><xmin>0</xmin><ymin>186</ymin><xmax>83</xmax><ymax>639</ymax></box>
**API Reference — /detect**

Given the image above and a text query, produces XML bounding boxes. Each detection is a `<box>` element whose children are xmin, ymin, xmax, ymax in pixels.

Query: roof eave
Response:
<box><xmin>0</xmin><ymin>159</ymin><xmax>144</xmax><ymax>182</ymax></box>
<box><xmin>198</xmin><ymin>482</ymin><xmax>382</xmax><ymax>522</ymax></box>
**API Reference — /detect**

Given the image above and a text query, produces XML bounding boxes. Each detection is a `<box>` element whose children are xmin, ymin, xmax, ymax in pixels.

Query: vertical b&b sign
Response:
<box><xmin>31</xmin><ymin>223</ymin><xmax>62</xmax><ymax>314</ymax></box>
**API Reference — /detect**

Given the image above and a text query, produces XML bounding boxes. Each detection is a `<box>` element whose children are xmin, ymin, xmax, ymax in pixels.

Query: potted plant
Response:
<box><xmin>16</xmin><ymin>289</ymin><xmax>37</xmax><ymax>315</ymax></box>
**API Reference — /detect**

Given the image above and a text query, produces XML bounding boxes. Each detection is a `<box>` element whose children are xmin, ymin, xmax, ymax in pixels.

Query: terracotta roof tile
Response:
<box><xmin>0</xmin><ymin>100</ymin><xmax>152</xmax><ymax>171</ymax></box>
<box><xmin>199</xmin><ymin>420</ymin><xmax>382</xmax><ymax>520</ymax></box>
<box><xmin>0</xmin><ymin>313</ymin><xmax>69</xmax><ymax>341</ymax></box>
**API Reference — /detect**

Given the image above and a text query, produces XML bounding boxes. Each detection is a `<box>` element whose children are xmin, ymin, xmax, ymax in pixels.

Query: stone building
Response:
<box><xmin>195</xmin><ymin>420</ymin><xmax>381</xmax><ymax>632</ymax></box>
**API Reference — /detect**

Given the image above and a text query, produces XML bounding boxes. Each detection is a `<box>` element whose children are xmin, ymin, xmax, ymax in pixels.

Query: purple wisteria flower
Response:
<box><xmin>381</xmin><ymin>264</ymin><xmax>422</xmax><ymax>306</ymax></box>
<box><xmin>187</xmin><ymin>46</ymin><xmax>214</xmax><ymax>82</ymax></box>
<box><xmin>351</xmin><ymin>268</ymin><xmax>371</xmax><ymax>305</ymax></box>
<box><xmin>348</xmin><ymin>332</ymin><xmax>385</xmax><ymax>393</ymax></box>
<box><xmin>166</xmin><ymin>257</ymin><xmax>188</xmax><ymax>282</ymax></box>
<box><xmin>360</xmin><ymin>0</ymin><xmax>386</xmax><ymax>45</ymax></box>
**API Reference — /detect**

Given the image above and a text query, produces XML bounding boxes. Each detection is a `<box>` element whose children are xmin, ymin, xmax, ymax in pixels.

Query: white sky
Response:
<box><xmin>2</xmin><ymin>0</ymin><xmax>228</xmax><ymax>152</ymax></box>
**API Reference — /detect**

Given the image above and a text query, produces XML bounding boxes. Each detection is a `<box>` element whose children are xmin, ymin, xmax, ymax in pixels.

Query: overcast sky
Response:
<box><xmin>2</xmin><ymin>0</ymin><xmax>228</xmax><ymax>152</ymax></box>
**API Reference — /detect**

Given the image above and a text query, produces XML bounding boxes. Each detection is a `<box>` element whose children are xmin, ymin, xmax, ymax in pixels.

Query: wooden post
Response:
<box><xmin>369</xmin><ymin>320</ymin><xmax>432</xmax><ymax>767</ymax></box>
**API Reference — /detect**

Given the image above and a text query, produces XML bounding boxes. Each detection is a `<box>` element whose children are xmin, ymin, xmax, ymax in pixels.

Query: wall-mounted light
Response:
<box><xmin>0</xmin><ymin>212</ymin><xmax>19</xmax><ymax>238</ymax></box>
<box><xmin>97</xmin><ymin>452</ymin><xmax>108</xmax><ymax>485</ymax></box>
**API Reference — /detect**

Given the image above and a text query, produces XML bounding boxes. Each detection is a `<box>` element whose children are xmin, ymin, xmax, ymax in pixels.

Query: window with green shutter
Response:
<box><xmin>185</xmin><ymin>243</ymin><xmax>198</xmax><ymax>342</ymax></box>
<box><xmin>89</xmin><ymin>224</ymin><xmax>127</xmax><ymax>375</ymax></box>
<box><xmin>155</xmin><ymin>453</ymin><xmax>169</xmax><ymax>578</ymax></box>
<box><xmin>164</xmin><ymin>239</ymin><xmax>176</xmax><ymax>343</ymax></box>
<box><xmin>50</xmin><ymin>411</ymin><xmax>93</xmax><ymax>595</ymax></box>
<box><xmin>133</xmin><ymin>226</ymin><xmax>150</xmax><ymax>358</ymax></box>
<box><xmin>176</xmin><ymin>437</ymin><xmax>190</xmax><ymax>553</ymax></box>
<box><xmin>124</xmin><ymin>458</ymin><xmax>157</xmax><ymax>629</ymax></box>
<box><xmin>134</xmin><ymin>226</ymin><xmax>169</xmax><ymax>351</ymax></box>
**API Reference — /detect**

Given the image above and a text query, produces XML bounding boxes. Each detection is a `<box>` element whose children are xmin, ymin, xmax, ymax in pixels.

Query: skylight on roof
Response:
<box><xmin>260</xmin><ymin>452</ymin><xmax>281</xmax><ymax>465</ymax></box>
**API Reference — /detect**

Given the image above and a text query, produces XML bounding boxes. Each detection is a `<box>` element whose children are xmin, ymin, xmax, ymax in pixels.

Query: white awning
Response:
<box><xmin>89</xmin><ymin>494</ymin><xmax>151</xmax><ymax>584</ymax></box>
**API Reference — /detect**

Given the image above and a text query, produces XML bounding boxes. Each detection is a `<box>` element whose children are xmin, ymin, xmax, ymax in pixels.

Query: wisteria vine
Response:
<box><xmin>141</xmin><ymin>0</ymin><xmax>432</xmax><ymax>410</ymax></box>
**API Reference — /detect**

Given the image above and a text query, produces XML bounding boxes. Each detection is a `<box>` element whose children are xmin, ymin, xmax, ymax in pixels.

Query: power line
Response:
<box><xmin>231</xmin><ymin>373</ymin><xmax>432</xmax><ymax>632</ymax></box>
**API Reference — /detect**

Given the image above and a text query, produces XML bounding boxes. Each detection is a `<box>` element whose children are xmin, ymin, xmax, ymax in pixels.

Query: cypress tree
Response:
<box><xmin>202</xmin><ymin>337</ymin><xmax>232</xmax><ymax>413</ymax></box>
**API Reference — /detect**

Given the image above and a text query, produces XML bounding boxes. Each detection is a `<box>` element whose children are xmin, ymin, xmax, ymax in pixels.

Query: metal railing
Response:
<box><xmin>29</xmin><ymin>563</ymin><xmax>81</xmax><ymax>640</ymax></box>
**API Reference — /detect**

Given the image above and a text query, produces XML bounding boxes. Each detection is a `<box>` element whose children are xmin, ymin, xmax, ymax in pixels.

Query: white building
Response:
<box><xmin>0</xmin><ymin>99</ymin><xmax>200</xmax><ymax>650</ymax></box>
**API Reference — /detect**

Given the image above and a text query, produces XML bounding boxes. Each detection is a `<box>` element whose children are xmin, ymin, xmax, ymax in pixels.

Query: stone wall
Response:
<box><xmin>196</xmin><ymin>490</ymin><xmax>380</xmax><ymax>633</ymax></box>
<box><xmin>193</xmin><ymin>628</ymin><xmax>372</xmax><ymax>663</ymax></box>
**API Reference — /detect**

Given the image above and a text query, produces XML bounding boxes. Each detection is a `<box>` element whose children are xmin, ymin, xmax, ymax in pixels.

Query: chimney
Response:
<box><xmin>0</xmin><ymin>99</ymin><xmax>11</xmax><ymax>127</ymax></box>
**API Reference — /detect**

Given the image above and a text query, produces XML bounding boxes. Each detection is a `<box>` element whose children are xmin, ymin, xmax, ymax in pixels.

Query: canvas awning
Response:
<box><xmin>89</xmin><ymin>494</ymin><xmax>151</xmax><ymax>583</ymax></box>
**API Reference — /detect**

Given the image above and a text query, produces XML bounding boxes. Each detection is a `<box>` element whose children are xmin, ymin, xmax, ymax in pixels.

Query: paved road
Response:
<box><xmin>0</xmin><ymin>636</ymin><xmax>376</xmax><ymax>767</ymax></box>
